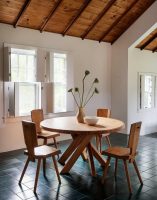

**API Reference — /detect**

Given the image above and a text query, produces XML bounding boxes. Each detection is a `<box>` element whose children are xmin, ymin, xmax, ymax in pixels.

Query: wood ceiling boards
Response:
<box><xmin>0</xmin><ymin>0</ymin><xmax>155</xmax><ymax>43</ymax></box>
<box><xmin>136</xmin><ymin>28</ymin><xmax>157</xmax><ymax>53</ymax></box>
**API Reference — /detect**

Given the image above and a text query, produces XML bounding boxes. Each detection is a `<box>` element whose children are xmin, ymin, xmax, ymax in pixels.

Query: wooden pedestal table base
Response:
<box><xmin>58</xmin><ymin>134</ymin><xmax>106</xmax><ymax>176</ymax></box>
<box><xmin>72</xmin><ymin>134</ymin><xmax>88</xmax><ymax>161</ymax></box>
<box><xmin>41</xmin><ymin>116</ymin><xmax>124</xmax><ymax>177</ymax></box>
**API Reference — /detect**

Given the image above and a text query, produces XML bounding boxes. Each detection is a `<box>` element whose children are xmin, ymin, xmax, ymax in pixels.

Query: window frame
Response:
<box><xmin>50</xmin><ymin>51</ymin><xmax>68</xmax><ymax>113</ymax></box>
<box><xmin>138</xmin><ymin>72</ymin><xmax>156</xmax><ymax>111</ymax></box>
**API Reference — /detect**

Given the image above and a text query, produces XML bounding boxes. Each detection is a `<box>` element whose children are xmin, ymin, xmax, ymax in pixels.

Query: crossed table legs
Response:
<box><xmin>58</xmin><ymin>134</ymin><xmax>106</xmax><ymax>176</ymax></box>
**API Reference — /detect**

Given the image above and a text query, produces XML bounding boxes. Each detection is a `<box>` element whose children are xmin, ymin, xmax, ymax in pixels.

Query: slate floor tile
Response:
<box><xmin>16</xmin><ymin>190</ymin><xmax>37</xmax><ymax>199</ymax></box>
<box><xmin>0</xmin><ymin>133</ymin><xmax>157</xmax><ymax>199</ymax></box>
<box><xmin>0</xmin><ymin>190</ymin><xmax>20</xmax><ymax>200</ymax></box>
<box><xmin>146</xmin><ymin>188</ymin><xmax>157</xmax><ymax>198</ymax></box>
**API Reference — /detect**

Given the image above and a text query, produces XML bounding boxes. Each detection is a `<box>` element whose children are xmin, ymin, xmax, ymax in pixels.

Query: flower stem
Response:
<box><xmin>84</xmin><ymin>91</ymin><xmax>95</xmax><ymax>107</ymax></box>
<box><xmin>83</xmin><ymin>82</ymin><xmax>94</xmax><ymax>107</ymax></box>
<box><xmin>78</xmin><ymin>91</ymin><xmax>82</xmax><ymax>106</ymax></box>
<box><xmin>72</xmin><ymin>91</ymin><xmax>79</xmax><ymax>107</ymax></box>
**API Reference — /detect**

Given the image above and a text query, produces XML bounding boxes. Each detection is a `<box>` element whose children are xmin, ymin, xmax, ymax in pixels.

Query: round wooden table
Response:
<box><xmin>41</xmin><ymin>116</ymin><xmax>124</xmax><ymax>176</ymax></box>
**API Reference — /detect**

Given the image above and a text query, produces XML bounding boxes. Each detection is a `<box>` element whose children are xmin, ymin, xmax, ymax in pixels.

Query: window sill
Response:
<box><xmin>3</xmin><ymin>116</ymin><xmax>31</xmax><ymax>124</ymax></box>
<box><xmin>137</xmin><ymin>107</ymin><xmax>156</xmax><ymax>113</ymax></box>
<box><xmin>3</xmin><ymin>111</ymin><xmax>75</xmax><ymax>124</ymax></box>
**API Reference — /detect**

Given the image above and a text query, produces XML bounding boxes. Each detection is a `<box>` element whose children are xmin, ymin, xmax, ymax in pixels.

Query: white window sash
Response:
<box><xmin>15</xmin><ymin>82</ymin><xmax>41</xmax><ymax>116</ymax></box>
<box><xmin>138</xmin><ymin>72</ymin><xmax>156</xmax><ymax>111</ymax></box>
<box><xmin>50</xmin><ymin>51</ymin><xmax>69</xmax><ymax>113</ymax></box>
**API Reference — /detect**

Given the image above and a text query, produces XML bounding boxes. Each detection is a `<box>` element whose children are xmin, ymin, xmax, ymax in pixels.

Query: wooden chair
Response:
<box><xmin>101</xmin><ymin>122</ymin><xmax>143</xmax><ymax>194</ymax></box>
<box><xmin>96</xmin><ymin>108</ymin><xmax>111</xmax><ymax>153</ymax></box>
<box><xmin>19</xmin><ymin>120</ymin><xmax>61</xmax><ymax>193</ymax></box>
<box><xmin>31</xmin><ymin>109</ymin><xmax>60</xmax><ymax>147</ymax></box>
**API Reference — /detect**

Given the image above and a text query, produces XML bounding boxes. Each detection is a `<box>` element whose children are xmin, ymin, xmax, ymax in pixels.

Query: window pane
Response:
<box><xmin>54</xmin><ymin>83</ymin><xmax>66</xmax><ymax>112</ymax></box>
<box><xmin>11</xmin><ymin>54</ymin><xmax>18</xmax><ymax>81</ymax></box>
<box><xmin>10</xmin><ymin>48</ymin><xmax>36</xmax><ymax>82</ymax></box>
<box><xmin>139</xmin><ymin>74</ymin><xmax>155</xmax><ymax>110</ymax></box>
<box><xmin>53</xmin><ymin>53</ymin><xmax>67</xmax><ymax>113</ymax></box>
<box><xmin>11</xmin><ymin>48</ymin><xmax>36</xmax><ymax>55</ymax></box>
<box><xmin>144</xmin><ymin>75</ymin><xmax>153</xmax><ymax>109</ymax></box>
<box><xmin>27</xmin><ymin>55</ymin><xmax>36</xmax><ymax>81</ymax></box>
<box><xmin>54</xmin><ymin>53</ymin><xmax>66</xmax><ymax>83</ymax></box>
<box><xmin>19</xmin><ymin>55</ymin><xmax>27</xmax><ymax>81</ymax></box>
<box><xmin>19</xmin><ymin>83</ymin><xmax>40</xmax><ymax>116</ymax></box>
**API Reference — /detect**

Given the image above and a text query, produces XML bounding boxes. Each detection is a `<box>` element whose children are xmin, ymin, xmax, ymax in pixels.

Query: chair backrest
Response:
<box><xmin>22</xmin><ymin>120</ymin><xmax>38</xmax><ymax>161</ymax></box>
<box><xmin>31</xmin><ymin>109</ymin><xmax>44</xmax><ymax>133</ymax></box>
<box><xmin>128</xmin><ymin>122</ymin><xmax>142</xmax><ymax>160</ymax></box>
<box><xmin>97</xmin><ymin>108</ymin><xmax>111</xmax><ymax>118</ymax></box>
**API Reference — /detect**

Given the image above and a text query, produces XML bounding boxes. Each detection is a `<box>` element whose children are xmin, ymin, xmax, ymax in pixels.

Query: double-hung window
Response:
<box><xmin>4</xmin><ymin>44</ymin><xmax>74</xmax><ymax>118</ymax></box>
<box><xmin>52</xmin><ymin>53</ymin><xmax>67</xmax><ymax>113</ymax></box>
<box><xmin>138</xmin><ymin>73</ymin><xmax>156</xmax><ymax>110</ymax></box>
<box><xmin>6</xmin><ymin>47</ymin><xmax>41</xmax><ymax>116</ymax></box>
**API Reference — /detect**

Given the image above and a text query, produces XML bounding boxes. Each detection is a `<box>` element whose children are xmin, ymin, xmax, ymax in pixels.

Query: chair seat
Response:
<box><xmin>102</xmin><ymin>146</ymin><xmax>130</xmax><ymax>158</ymax></box>
<box><xmin>37</xmin><ymin>130</ymin><xmax>60</xmax><ymax>139</ymax></box>
<box><xmin>24</xmin><ymin>145</ymin><xmax>61</xmax><ymax>158</ymax></box>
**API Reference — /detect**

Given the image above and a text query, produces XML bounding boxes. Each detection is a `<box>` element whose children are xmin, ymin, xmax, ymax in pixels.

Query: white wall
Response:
<box><xmin>0</xmin><ymin>23</ymin><xmax>111</xmax><ymax>152</ymax></box>
<box><xmin>111</xmin><ymin>1</ymin><xmax>157</xmax><ymax>134</ymax></box>
<box><xmin>128</xmin><ymin>48</ymin><xmax>157</xmax><ymax>135</ymax></box>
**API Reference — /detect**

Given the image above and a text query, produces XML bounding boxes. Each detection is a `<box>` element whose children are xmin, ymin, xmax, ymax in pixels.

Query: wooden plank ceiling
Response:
<box><xmin>136</xmin><ymin>28</ymin><xmax>157</xmax><ymax>53</ymax></box>
<box><xmin>0</xmin><ymin>0</ymin><xmax>155</xmax><ymax>43</ymax></box>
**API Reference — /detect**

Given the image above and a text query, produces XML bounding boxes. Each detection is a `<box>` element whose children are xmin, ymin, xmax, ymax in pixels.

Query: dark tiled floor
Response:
<box><xmin>0</xmin><ymin>133</ymin><xmax>157</xmax><ymax>200</ymax></box>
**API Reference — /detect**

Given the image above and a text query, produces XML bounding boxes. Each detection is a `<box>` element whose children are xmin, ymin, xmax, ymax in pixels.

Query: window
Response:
<box><xmin>138</xmin><ymin>73</ymin><xmax>156</xmax><ymax>110</ymax></box>
<box><xmin>7</xmin><ymin>47</ymin><xmax>41</xmax><ymax>117</ymax></box>
<box><xmin>4</xmin><ymin>44</ymin><xmax>74</xmax><ymax>118</ymax></box>
<box><xmin>52</xmin><ymin>53</ymin><xmax>67</xmax><ymax>113</ymax></box>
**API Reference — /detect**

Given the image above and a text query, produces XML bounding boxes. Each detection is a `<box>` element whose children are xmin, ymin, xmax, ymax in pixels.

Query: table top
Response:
<box><xmin>41</xmin><ymin>116</ymin><xmax>124</xmax><ymax>135</ymax></box>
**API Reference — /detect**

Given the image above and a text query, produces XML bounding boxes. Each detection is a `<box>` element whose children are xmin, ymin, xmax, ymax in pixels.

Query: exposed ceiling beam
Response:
<box><xmin>14</xmin><ymin>0</ymin><xmax>31</xmax><ymax>28</ymax></box>
<box><xmin>99</xmin><ymin>0</ymin><xmax>138</xmax><ymax>42</ymax></box>
<box><xmin>111</xmin><ymin>0</ymin><xmax>156</xmax><ymax>45</ymax></box>
<box><xmin>81</xmin><ymin>0</ymin><xmax>116</xmax><ymax>40</ymax></box>
<box><xmin>152</xmin><ymin>46</ymin><xmax>157</xmax><ymax>53</ymax></box>
<box><xmin>40</xmin><ymin>0</ymin><xmax>63</xmax><ymax>33</ymax></box>
<box><xmin>62</xmin><ymin>0</ymin><xmax>91</xmax><ymax>36</ymax></box>
<box><xmin>140</xmin><ymin>33</ymin><xmax>157</xmax><ymax>50</ymax></box>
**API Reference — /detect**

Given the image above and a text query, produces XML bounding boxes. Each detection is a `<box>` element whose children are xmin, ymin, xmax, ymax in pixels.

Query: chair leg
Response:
<box><xmin>43</xmin><ymin>138</ymin><xmax>47</xmax><ymax>145</ymax></box>
<box><xmin>105</xmin><ymin>135</ymin><xmax>111</xmax><ymax>147</ymax></box>
<box><xmin>34</xmin><ymin>158</ymin><xmax>41</xmax><ymax>193</ymax></box>
<box><xmin>53</xmin><ymin>138</ymin><xmax>58</xmax><ymax>149</ymax></box>
<box><xmin>43</xmin><ymin>159</ymin><xmax>46</xmax><ymax>177</ymax></box>
<box><xmin>19</xmin><ymin>157</ymin><xmax>30</xmax><ymax>184</ymax></box>
<box><xmin>52</xmin><ymin>156</ymin><xmax>61</xmax><ymax>184</ymax></box>
<box><xmin>133</xmin><ymin>160</ymin><xmax>143</xmax><ymax>185</ymax></box>
<box><xmin>114</xmin><ymin>158</ymin><xmax>118</xmax><ymax>181</ymax></box>
<box><xmin>96</xmin><ymin>135</ymin><xmax>102</xmax><ymax>153</ymax></box>
<box><xmin>43</xmin><ymin>139</ymin><xmax>47</xmax><ymax>175</ymax></box>
<box><xmin>123</xmin><ymin>160</ymin><xmax>132</xmax><ymax>194</ymax></box>
<box><xmin>102</xmin><ymin>157</ymin><xmax>111</xmax><ymax>183</ymax></box>
<box><xmin>53</xmin><ymin>138</ymin><xmax>59</xmax><ymax>159</ymax></box>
